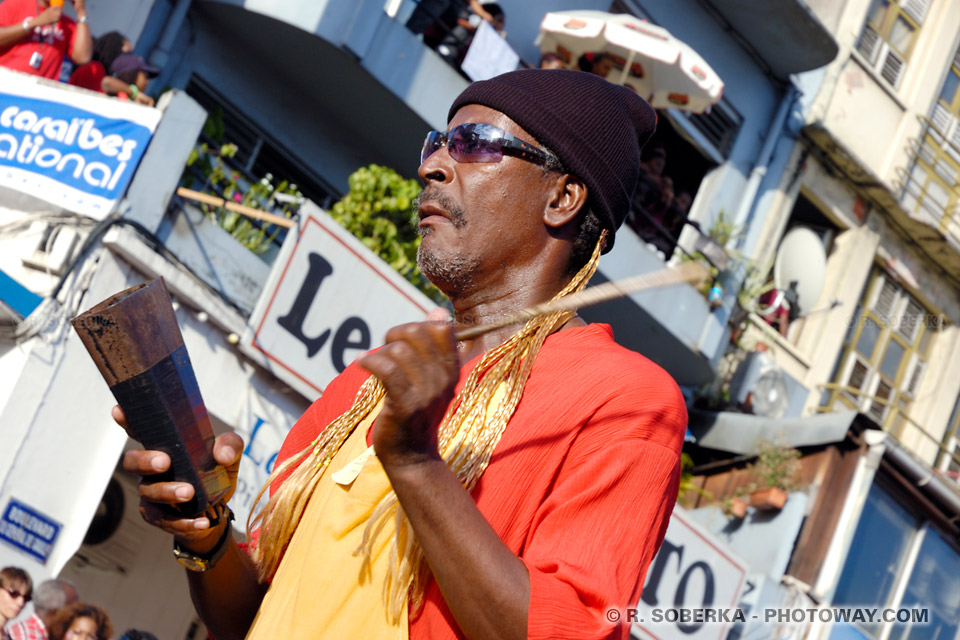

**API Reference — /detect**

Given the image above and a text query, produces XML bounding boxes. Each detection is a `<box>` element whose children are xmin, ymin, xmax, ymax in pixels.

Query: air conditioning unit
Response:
<box><xmin>728</xmin><ymin>352</ymin><xmax>809</xmax><ymax>419</ymax></box>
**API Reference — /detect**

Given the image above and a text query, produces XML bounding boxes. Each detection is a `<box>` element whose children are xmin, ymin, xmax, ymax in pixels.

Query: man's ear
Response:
<box><xmin>543</xmin><ymin>174</ymin><xmax>588</xmax><ymax>228</ymax></box>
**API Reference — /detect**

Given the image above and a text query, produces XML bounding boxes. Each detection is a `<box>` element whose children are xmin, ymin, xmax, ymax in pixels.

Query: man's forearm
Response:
<box><xmin>0</xmin><ymin>22</ymin><xmax>31</xmax><ymax>48</ymax></box>
<box><xmin>184</xmin><ymin>536</ymin><xmax>269</xmax><ymax>640</ymax></box>
<box><xmin>70</xmin><ymin>22</ymin><xmax>92</xmax><ymax>64</ymax></box>
<box><xmin>384</xmin><ymin>458</ymin><xmax>530</xmax><ymax>640</ymax></box>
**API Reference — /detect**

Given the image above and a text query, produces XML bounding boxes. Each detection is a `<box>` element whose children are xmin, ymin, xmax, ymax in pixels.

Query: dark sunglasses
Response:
<box><xmin>421</xmin><ymin>123</ymin><xmax>560</xmax><ymax>166</ymax></box>
<box><xmin>3</xmin><ymin>586</ymin><xmax>30</xmax><ymax>601</ymax></box>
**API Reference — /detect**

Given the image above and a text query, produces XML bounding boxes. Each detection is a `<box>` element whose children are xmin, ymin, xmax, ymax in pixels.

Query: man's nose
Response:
<box><xmin>418</xmin><ymin>145</ymin><xmax>454</xmax><ymax>185</ymax></box>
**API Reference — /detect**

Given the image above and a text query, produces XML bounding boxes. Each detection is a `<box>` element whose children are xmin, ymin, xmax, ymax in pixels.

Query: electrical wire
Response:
<box><xmin>1</xmin><ymin>210</ymin><xmax>250</xmax><ymax>344</ymax></box>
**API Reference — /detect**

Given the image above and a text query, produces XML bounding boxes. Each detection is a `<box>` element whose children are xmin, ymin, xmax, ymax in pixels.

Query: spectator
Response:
<box><xmin>638</xmin><ymin>146</ymin><xmax>666</xmax><ymax>183</ymax></box>
<box><xmin>539</xmin><ymin>51</ymin><xmax>565</xmax><ymax>70</ymax></box>
<box><xmin>436</xmin><ymin>1</ymin><xmax>505</xmax><ymax>66</ymax></box>
<box><xmin>0</xmin><ymin>567</ymin><xmax>32</xmax><ymax>639</ymax></box>
<box><xmin>68</xmin><ymin>31</ymin><xmax>151</xmax><ymax>103</ymax></box>
<box><xmin>577</xmin><ymin>51</ymin><xmax>614</xmax><ymax>78</ymax></box>
<box><xmin>7</xmin><ymin>579</ymin><xmax>78</xmax><ymax>640</ymax></box>
<box><xmin>46</xmin><ymin>604</ymin><xmax>111</xmax><ymax>640</ymax></box>
<box><xmin>0</xmin><ymin>0</ymin><xmax>92</xmax><ymax>80</ymax></box>
<box><xmin>108</xmin><ymin>52</ymin><xmax>158</xmax><ymax>105</ymax></box>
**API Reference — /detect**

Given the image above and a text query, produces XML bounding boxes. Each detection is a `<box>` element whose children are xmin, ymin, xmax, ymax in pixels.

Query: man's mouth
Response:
<box><xmin>417</xmin><ymin>201</ymin><xmax>450</xmax><ymax>224</ymax></box>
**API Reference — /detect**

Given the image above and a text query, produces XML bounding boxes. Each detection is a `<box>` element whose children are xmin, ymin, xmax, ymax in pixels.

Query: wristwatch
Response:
<box><xmin>172</xmin><ymin>506</ymin><xmax>234</xmax><ymax>572</ymax></box>
<box><xmin>78</xmin><ymin>15</ymin><xmax>88</xmax><ymax>24</ymax></box>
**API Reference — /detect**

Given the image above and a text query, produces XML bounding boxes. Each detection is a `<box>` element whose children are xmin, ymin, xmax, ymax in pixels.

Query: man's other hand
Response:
<box><xmin>114</xmin><ymin>405</ymin><xmax>244</xmax><ymax>549</ymax></box>
<box><xmin>33</xmin><ymin>5</ymin><xmax>62</xmax><ymax>27</ymax></box>
<box><xmin>358</xmin><ymin>308</ymin><xmax>459</xmax><ymax>469</ymax></box>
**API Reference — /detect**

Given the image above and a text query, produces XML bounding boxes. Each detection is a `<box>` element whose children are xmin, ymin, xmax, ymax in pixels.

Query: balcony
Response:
<box><xmin>804</xmin><ymin>118</ymin><xmax>960</xmax><ymax>284</ymax></box>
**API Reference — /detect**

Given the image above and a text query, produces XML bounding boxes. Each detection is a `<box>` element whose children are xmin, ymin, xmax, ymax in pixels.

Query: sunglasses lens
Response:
<box><xmin>420</xmin><ymin>131</ymin><xmax>443</xmax><ymax>164</ymax></box>
<box><xmin>448</xmin><ymin>124</ymin><xmax>502</xmax><ymax>163</ymax></box>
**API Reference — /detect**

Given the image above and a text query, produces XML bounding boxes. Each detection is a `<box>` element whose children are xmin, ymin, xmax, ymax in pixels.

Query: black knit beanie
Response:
<box><xmin>449</xmin><ymin>69</ymin><xmax>657</xmax><ymax>251</ymax></box>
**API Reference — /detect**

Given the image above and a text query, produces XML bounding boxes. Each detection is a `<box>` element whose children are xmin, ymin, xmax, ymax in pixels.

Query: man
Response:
<box><xmin>0</xmin><ymin>567</ymin><xmax>31</xmax><ymax>640</ymax></box>
<box><xmin>0</xmin><ymin>0</ymin><xmax>92</xmax><ymax>80</ymax></box>
<box><xmin>120</xmin><ymin>69</ymin><xmax>686</xmax><ymax>639</ymax></box>
<box><xmin>6</xmin><ymin>579</ymin><xmax>78</xmax><ymax>640</ymax></box>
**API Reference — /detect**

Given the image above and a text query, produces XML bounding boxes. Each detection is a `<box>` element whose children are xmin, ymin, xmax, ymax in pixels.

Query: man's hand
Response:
<box><xmin>134</xmin><ymin>92</ymin><xmax>155</xmax><ymax>107</ymax></box>
<box><xmin>357</xmin><ymin>308</ymin><xmax>459</xmax><ymax>469</ymax></box>
<box><xmin>32</xmin><ymin>5</ymin><xmax>62</xmax><ymax>27</ymax></box>
<box><xmin>114</xmin><ymin>406</ymin><xmax>244</xmax><ymax>551</ymax></box>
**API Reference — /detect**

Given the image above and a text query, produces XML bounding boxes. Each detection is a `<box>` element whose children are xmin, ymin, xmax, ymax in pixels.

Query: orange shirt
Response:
<box><xmin>274</xmin><ymin>324</ymin><xmax>687</xmax><ymax>639</ymax></box>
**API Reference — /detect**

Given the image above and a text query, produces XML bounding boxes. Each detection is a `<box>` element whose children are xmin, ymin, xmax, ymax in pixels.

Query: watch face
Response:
<box><xmin>174</xmin><ymin>549</ymin><xmax>209</xmax><ymax>572</ymax></box>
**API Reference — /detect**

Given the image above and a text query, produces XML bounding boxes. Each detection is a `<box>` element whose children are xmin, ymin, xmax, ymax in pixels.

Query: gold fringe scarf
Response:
<box><xmin>249</xmin><ymin>232</ymin><xmax>606</xmax><ymax>620</ymax></box>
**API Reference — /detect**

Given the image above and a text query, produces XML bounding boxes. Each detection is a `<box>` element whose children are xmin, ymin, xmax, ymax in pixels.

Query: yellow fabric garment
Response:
<box><xmin>245</xmin><ymin>399</ymin><xmax>407</xmax><ymax>640</ymax></box>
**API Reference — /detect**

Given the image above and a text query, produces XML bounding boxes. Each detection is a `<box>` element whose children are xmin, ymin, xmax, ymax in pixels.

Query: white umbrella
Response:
<box><xmin>539</xmin><ymin>10</ymin><xmax>724</xmax><ymax>114</ymax></box>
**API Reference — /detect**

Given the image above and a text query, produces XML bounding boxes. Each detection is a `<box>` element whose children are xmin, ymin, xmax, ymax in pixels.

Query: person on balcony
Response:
<box><xmin>0</xmin><ymin>0</ymin><xmax>92</xmax><ymax>81</ymax></box>
<box><xmin>118</xmin><ymin>69</ymin><xmax>686</xmax><ymax>640</ymax></box>
<box><xmin>107</xmin><ymin>52</ymin><xmax>157</xmax><ymax>105</ymax></box>
<box><xmin>435</xmin><ymin>1</ymin><xmax>505</xmax><ymax>68</ymax></box>
<box><xmin>577</xmin><ymin>51</ymin><xmax>615</xmax><ymax>79</ymax></box>
<box><xmin>66</xmin><ymin>31</ymin><xmax>152</xmax><ymax>105</ymax></box>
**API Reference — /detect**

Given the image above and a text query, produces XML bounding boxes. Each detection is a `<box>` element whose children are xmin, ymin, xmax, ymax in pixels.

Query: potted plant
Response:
<box><xmin>748</xmin><ymin>441</ymin><xmax>801</xmax><ymax>511</ymax></box>
<box><xmin>722</xmin><ymin>494</ymin><xmax>748</xmax><ymax>520</ymax></box>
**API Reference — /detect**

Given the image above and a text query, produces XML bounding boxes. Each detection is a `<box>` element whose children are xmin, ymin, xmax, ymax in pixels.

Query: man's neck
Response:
<box><xmin>450</xmin><ymin>276</ymin><xmax>581</xmax><ymax>364</ymax></box>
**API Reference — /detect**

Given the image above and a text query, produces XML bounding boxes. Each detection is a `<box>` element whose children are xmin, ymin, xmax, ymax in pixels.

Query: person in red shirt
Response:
<box><xmin>118</xmin><ymin>69</ymin><xmax>686</xmax><ymax>639</ymax></box>
<box><xmin>0</xmin><ymin>0</ymin><xmax>92</xmax><ymax>80</ymax></box>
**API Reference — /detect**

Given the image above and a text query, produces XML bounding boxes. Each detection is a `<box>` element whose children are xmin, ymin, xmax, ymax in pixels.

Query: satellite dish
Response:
<box><xmin>772</xmin><ymin>227</ymin><xmax>827</xmax><ymax>317</ymax></box>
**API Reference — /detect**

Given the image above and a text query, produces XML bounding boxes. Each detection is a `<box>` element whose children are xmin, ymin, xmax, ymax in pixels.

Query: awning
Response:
<box><xmin>687</xmin><ymin>408</ymin><xmax>858</xmax><ymax>454</ymax></box>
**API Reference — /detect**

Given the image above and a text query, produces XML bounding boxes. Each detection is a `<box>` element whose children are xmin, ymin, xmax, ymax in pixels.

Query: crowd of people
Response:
<box><xmin>0</xmin><ymin>0</ymin><xmax>158</xmax><ymax>105</ymax></box>
<box><xmin>1</xmin><ymin>567</ymin><xmax>156</xmax><ymax>640</ymax></box>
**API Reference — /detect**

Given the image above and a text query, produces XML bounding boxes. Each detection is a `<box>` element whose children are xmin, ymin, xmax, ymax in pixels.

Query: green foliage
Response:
<box><xmin>181</xmin><ymin>140</ymin><xmax>301</xmax><ymax>256</ymax></box>
<box><xmin>677</xmin><ymin>452</ymin><xmax>712</xmax><ymax>506</ymax></box>
<box><xmin>180</xmin><ymin>107</ymin><xmax>301</xmax><ymax>256</ymax></box>
<box><xmin>750</xmin><ymin>440</ymin><xmax>801</xmax><ymax>491</ymax></box>
<box><xmin>329</xmin><ymin>165</ymin><xmax>446</xmax><ymax>304</ymax></box>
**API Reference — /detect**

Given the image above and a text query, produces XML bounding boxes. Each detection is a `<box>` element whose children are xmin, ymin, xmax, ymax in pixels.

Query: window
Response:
<box><xmin>831</xmin><ymin>483</ymin><xmax>960</xmax><ymax>640</ymax></box>
<box><xmin>683</xmin><ymin>98</ymin><xmax>742</xmax><ymax>159</ymax></box>
<box><xmin>184</xmin><ymin>76</ymin><xmax>340</xmax><ymax>211</ymax></box>
<box><xmin>856</xmin><ymin>0</ymin><xmax>931</xmax><ymax>89</ymax></box>
<box><xmin>832</xmin><ymin>484</ymin><xmax>918</xmax><ymax>638</ymax></box>
<box><xmin>901</xmin><ymin>42</ymin><xmax>960</xmax><ymax>231</ymax></box>
<box><xmin>823</xmin><ymin>270</ymin><xmax>937</xmax><ymax>434</ymax></box>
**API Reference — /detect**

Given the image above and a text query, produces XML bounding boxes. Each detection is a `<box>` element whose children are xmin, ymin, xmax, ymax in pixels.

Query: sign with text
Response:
<box><xmin>231</xmin><ymin>386</ymin><xmax>304</xmax><ymax>535</ymax></box>
<box><xmin>0</xmin><ymin>498</ymin><xmax>62</xmax><ymax>564</ymax></box>
<box><xmin>633</xmin><ymin>508</ymin><xmax>748</xmax><ymax>640</ymax></box>
<box><xmin>243</xmin><ymin>206</ymin><xmax>435</xmax><ymax>400</ymax></box>
<box><xmin>0</xmin><ymin>69</ymin><xmax>161</xmax><ymax>218</ymax></box>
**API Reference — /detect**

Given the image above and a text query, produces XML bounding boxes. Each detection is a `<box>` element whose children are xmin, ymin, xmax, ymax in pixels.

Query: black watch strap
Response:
<box><xmin>172</xmin><ymin>505</ymin><xmax>234</xmax><ymax>572</ymax></box>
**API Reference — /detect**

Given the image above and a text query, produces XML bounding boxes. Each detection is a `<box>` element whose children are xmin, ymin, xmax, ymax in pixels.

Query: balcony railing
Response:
<box><xmin>817</xmin><ymin>381</ymin><xmax>960</xmax><ymax>488</ymax></box>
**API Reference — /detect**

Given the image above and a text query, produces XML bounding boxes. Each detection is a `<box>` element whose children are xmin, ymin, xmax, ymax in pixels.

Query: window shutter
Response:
<box><xmin>905</xmin><ymin>358</ymin><xmax>925</xmax><ymax>395</ymax></box>
<box><xmin>868</xmin><ymin>379</ymin><xmax>893</xmax><ymax>422</ymax></box>
<box><xmin>901</xmin><ymin>0</ymin><xmax>932</xmax><ymax>25</ymax></box>
<box><xmin>898</xmin><ymin>297</ymin><xmax>924</xmax><ymax>341</ymax></box>
<box><xmin>880</xmin><ymin>46</ymin><xmax>907</xmax><ymax>89</ymax></box>
<box><xmin>871</xmin><ymin>277</ymin><xmax>898</xmax><ymax>320</ymax></box>
<box><xmin>857</xmin><ymin>26</ymin><xmax>882</xmax><ymax>64</ymax></box>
